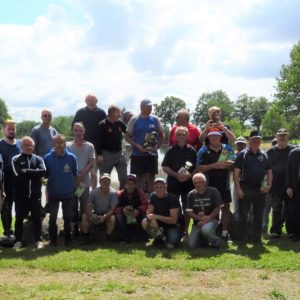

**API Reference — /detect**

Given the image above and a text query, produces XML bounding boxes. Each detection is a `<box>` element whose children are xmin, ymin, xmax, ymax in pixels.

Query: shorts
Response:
<box><xmin>221</xmin><ymin>190</ymin><xmax>232</xmax><ymax>204</ymax></box>
<box><xmin>130</xmin><ymin>155</ymin><xmax>158</xmax><ymax>175</ymax></box>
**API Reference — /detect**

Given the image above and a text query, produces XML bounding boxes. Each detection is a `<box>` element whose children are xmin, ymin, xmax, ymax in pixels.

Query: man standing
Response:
<box><xmin>44</xmin><ymin>134</ymin><xmax>78</xmax><ymax>246</ymax></box>
<box><xmin>12</xmin><ymin>137</ymin><xmax>46</xmax><ymax>248</ymax></box>
<box><xmin>162</xmin><ymin>126</ymin><xmax>197</xmax><ymax>240</ymax></box>
<box><xmin>186</xmin><ymin>173</ymin><xmax>223</xmax><ymax>249</ymax></box>
<box><xmin>142</xmin><ymin>177</ymin><xmax>183</xmax><ymax>249</ymax></box>
<box><xmin>72</xmin><ymin>94</ymin><xmax>106</xmax><ymax>188</ymax></box>
<box><xmin>286</xmin><ymin>145</ymin><xmax>300</xmax><ymax>242</ymax></box>
<box><xmin>31</xmin><ymin>109</ymin><xmax>58</xmax><ymax>158</ymax></box>
<box><xmin>67</xmin><ymin>122</ymin><xmax>95</xmax><ymax>236</ymax></box>
<box><xmin>266</xmin><ymin>129</ymin><xmax>294</xmax><ymax>238</ymax></box>
<box><xmin>96</xmin><ymin>105</ymin><xmax>127</xmax><ymax>189</ymax></box>
<box><xmin>80</xmin><ymin>173</ymin><xmax>118</xmax><ymax>244</ymax></box>
<box><xmin>234</xmin><ymin>130</ymin><xmax>273</xmax><ymax>245</ymax></box>
<box><xmin>197</xmin><ymin>131</ymin><xmax>235</xmax><ymax>242</ymax></box>
<box><xmin>0</xmin><ymin>120</ymin><xmax>21</xmax><ymax>237</ymax></box>
<box><xmin>125</xmin><ymin>99</ymin><xmax>164</xmax><ymax>193</ymax></box>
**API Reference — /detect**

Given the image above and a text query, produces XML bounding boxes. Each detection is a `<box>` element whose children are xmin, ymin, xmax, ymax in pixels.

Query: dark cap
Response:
<box><xmin>249</xmin><ymin>130</ymin><xmax>262</xmax><ymax>139</ymax></box>
<box><xmin>126</xmin><ymin>174</ymin><xmax>137</xmax><ymax>182</ymax></box>
<box><xmin>154</xmin><ymin>177</ymin><xmax>166</xmax><ymax>184</ymax></box>
<box><xmin>140</xmin><ymin>99</ymin><xmax>153</xmax><ymax>107</ymax></box>
<box><xmin>276</xmin><ymin>128</ymin><xmax>289</xmax><ymax>135</ymax></box>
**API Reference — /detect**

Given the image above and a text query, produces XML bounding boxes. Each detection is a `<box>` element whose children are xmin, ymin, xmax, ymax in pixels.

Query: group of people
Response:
<box><xmin>0</xmin><ymin>94</ymin><xmax>300</xmax><ymax>251</ymax></box>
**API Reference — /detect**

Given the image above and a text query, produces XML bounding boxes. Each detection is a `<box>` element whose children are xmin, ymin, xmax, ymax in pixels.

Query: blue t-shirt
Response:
<box><xmin>0</xmin><ymin>139</ymin><xmax>21</xmax><ymax>180</ymax></box>
<box><xmin>44</xmin><ymin>149</ymin><xmax>78</xmax><ymax>198</ymax></box>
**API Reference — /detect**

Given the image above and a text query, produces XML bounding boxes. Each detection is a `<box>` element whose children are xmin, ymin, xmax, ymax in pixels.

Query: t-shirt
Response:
<box><xmin>197</xmin><ymin>144</ymin><xmax>235</xmax><ymax>193</ymax></box>
<box><xmin>127</xmin><ymin>114</ymin><xmax>163</xmax><ymax>157</ymax></box>
<box><xmin>234</xmin><ymin>148</ymin><xmax>270</xmax><ymax>187</ymax></box>
<box><xmin>267</xmin><ymin>145</ymin><xmax>294</xmax><ymax>195</ymax></box>
<box><xmin>186</xmin><ymin>186</ymin><xmax>223</xmax><ymax>224</ymax></box>
<box><xmin>0</xmin><ymin>139</ymin><xmax>21</xmax><ymax>181</ymax></box>
<box><xmin>169</xmin><ymin>123</ymin><xmax>201</xmax><ymax>150</ymax></box>
<box><xmin>149</xmin><ymin>192</ymin><xmax>182</xmax><ymax>227</ymax></box>
<box><xmin>66</xmin><ymin>141</ymin><xmax>95</xmax><ymax>186</ymax></box>
<box><xmin>88</xmin><ymin>186</ymin><xmax>118</xmax><ymax>215</ymax></box>
<box><xmin>31</xmin><ymin>124</ymin><xmax>58</xmax><ymax>157</ymax></box>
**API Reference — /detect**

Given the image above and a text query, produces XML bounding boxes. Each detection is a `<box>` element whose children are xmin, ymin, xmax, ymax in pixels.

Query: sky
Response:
<box><xmin>0</xmin><ymin>0</ymin><xmax>299</xmax><ymax>122</ymax></box>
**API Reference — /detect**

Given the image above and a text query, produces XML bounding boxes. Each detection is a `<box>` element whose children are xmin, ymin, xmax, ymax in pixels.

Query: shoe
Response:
<box><xmin>270</xmin><ymin>233</ymin><xmax>281</xmax><ymax>239</ymax></box>
<box><xmin>79</xmin><ymin>234</ymin><xmax>90</xmax><ymax>246</ymax></box>
<box><xmin>104</xmin><ymin>234</ymin><xmax>112</xmax><ymax>243</ymax></box>
<box><xmin>72</xmin><ymin>224</ymin><xmax>80</xmax><ymax>239</ymax></box>
<box><xmin>253</xmin><ymin>239</ymin><xmax>264</xmax><ymax>246</ymax></box>
<box><xmin>221</xmin><ymin>233</ymin><xmax>232</xmax><ymax>243</ymax></box>
<box><xmin>292</xmin><ymin>236</ymin><xmax>299</xmax><ymax>242</ymax></box>
<box><xmin>13</xmin><ymin>241</ymin><xmax>23</xmax><ymax>249</ymax></box>
<box><xmin>65</xmin><ymin>238</ymin><xmax>72</xmax><ymax>246</ymax></box>
<box><xmin>49</xmin><ymin>240</ymin><xmax>57</xmax><ymax>247</ymax></box>
<box><xmin>36</xmin><ymin>241</ymin><xmax>45</xmax><ymax>249</ymax></box>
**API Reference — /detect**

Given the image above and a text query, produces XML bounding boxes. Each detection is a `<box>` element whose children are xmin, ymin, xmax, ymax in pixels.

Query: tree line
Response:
<box><xmin>0</xmin><ymin>41</ymin><xmax>299</xmax><ymax>140</ymax></box>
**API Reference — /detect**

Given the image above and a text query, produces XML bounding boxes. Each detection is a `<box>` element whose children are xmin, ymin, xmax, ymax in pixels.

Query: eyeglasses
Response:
<box><xmin>43</xmin><ymin>114</ymin><xmax>52</xmax><ymax>118</ymax></box>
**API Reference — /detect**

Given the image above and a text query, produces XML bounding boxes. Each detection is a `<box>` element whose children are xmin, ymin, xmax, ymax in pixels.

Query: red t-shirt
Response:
<box><xmin>169</xmin><ymin>123</ymin><xmax>201</xmax><ymax>150</ymax></box>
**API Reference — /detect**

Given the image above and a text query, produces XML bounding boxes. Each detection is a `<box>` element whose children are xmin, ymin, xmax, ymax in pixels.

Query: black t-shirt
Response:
<box><xmin>186</xmin><ymin>187</ymin><xmax>223</xmax><ymax>225</ymax></box>
<box><xmin>150</xmin><ymin>192</ymin><xmax>182</xmax><ymax>227</ymax></box>
<box><xmin>267</xmin><ymin>145</ymin><xmax>294</xmax><ymax>195</ymax></box>
<box><xmin>162</xmin><ymin>144</ymin><xmax>196</xmax><ymax>191</ymax></box>
<box><xmin>234</xmin><ymin>148</ymin><xmax>270</xmax><ymax>187</ymax></box>
<box><xmin>96</xmin><ymin>119</ymin><xmax>126</xmax><ymax>155</ymax></box>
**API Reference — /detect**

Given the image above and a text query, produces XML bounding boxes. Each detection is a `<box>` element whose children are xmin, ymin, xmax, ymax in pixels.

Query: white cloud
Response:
<box><xmin>0</xmin><ymin>0</ymin><xmax>298</xmax><ymax>122</ymax></box>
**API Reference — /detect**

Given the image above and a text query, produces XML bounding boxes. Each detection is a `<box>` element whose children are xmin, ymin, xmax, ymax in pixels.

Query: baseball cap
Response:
<box><xmin>207</xmin><ymin>131</ymin><xmax>222</xmax><ymax>137</ymax></box>
<box><xmin>235</xmin><ymin>136</ymin><xmax>247</xmax><ymax>144</ymax></box>
<box><xmin>276</xmin><ymin>128</ymin><xmax>289</xmax><ymax>135</ymax></box>
<box><xmin>154</xmin><ymin>177</ymin><xmax>166</xmax><ymax>184</ymax></box>
<box><xmin>140</xmin><ymin>99</ymin><xmax>153</xmax><ymax>107</ymax></box>
<box><xmin>100</xmin><ymin>173</ymin><xmax>111</xmax><ymax>180</ymax></box>
<box><xmin>249</xmin><ymin>130</ymin><xmax>262</xmax><ymax>139</ymax></box>
<box><xmin>126</xmin><ymin>174</ymin><xmax>137</xmax><ymax>182</ymax></box>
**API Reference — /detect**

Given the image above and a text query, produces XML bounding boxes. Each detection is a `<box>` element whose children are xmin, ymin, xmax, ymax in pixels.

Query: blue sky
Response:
<box><xmin>0</xmin><ymin>0</ymin><xmax>299</xmax><ymax>121</ymax></box>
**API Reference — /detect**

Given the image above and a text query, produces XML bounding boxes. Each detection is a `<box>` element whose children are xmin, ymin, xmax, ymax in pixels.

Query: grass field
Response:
<box><xmin>1</xmin><ymin>231</ymin><xmax>300</xmax><ymax>299</ymax></box>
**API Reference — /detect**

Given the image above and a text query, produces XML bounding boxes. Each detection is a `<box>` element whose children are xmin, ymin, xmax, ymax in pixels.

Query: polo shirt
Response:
<box><xmin>234</xmin><ymin>147</ymin><xmax>270</xmax><ymax>187</ymax></box>
<box><xmin>197</xmin><ymin>144</ymin><xmax>234</xmax><ymax>193</ymax></box>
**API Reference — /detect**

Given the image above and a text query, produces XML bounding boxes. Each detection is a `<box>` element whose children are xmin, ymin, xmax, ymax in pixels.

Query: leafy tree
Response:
<box><xmin>192</xmin><ymin>90</ymin><xmax>234</xmax><ymax>127</ymax></box>
<box><xmin>234</xmin><ymin>94</ymin><xmax>254</xmax><ymax>134</ymax></box>
<box><xmin>261</xmin><ymin>104</ymin><xmax>288</xmax><ymax>136</ymax></box>
<box><xmin>249</xmin><ymin>97</ymin><xmax>271</xmax><ymax>131</ymax></box>
<box><xmin>16</xmin><ymin>120</ymin><xmax>37</xmax><ymax>138</ymax></box>
<box><xmin>52</xmin><ymin>115</ymin><xmax>74</xmax><ymax>140</ymax></box>
<box><xmin>0</xmin><ymin>97</ymin><xmax>11</xmax><ymax>128</ymax></box>
<box><xmin>154</xmin><ymin>96</ymin><xmax>186</xmax><ymax>127</ymax></box>
<box><xmin>275</xmin><ymin>41</ymin><xmax>300</xmax><ymax>116</ymax></box>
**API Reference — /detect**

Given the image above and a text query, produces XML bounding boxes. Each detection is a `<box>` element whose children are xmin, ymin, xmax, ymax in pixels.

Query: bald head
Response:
<box><xmin>192</xmin><ymin>173</ymin><xmax>207</xmax><ymax>193</ymax></box>
<box><xmin>85</xmin><ymin>94</ymin><xmax>98</xmax><ymax>110</ymax></box>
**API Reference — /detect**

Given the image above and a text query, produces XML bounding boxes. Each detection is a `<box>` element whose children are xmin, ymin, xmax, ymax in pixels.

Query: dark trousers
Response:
<box><xmin>116</xmin><ymin>213</ymin><xmax>148</xmax><ymax>242</ymax></box>
<box><xmin>239</xmin><ymin>184</ymin><xmax>266</xmax><ymax>242</ymax></box>
<box><xmin>1</xmin><ymin>183</ymin><xmax>15</xmax><ymax>236</ymax></box>
<box><xmin>270</xmin><ymin>193</ymin><xmax>293</xmax><ymax>235</ymax></box>
<box><xmin>289</xmin><ymin>192</ymin><xmax>300</xmax><ymax>238</ymax></box>
<box><xmin>49</xmin><ymin>197</ymin><xmax>74</xmax><ymax>243</ymax></box>
<box><xmin>14</xmin><ymin>195</ymin><xmax>42</xmax><ymax>243</ymax></box>
<box><xmin>72</xmin><ymin>187</ymin><xmax>89</xmax><ymax>223</ymax></box>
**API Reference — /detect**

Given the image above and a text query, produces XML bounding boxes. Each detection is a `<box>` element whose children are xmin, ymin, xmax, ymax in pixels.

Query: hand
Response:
<box><xmin>99</xmin><ymin>214</ymin><xmax>106</xmax><ymax>223</ymax></box>
<box><xmin>198</xmin><ymin>215</ymin><xmax>211</xmax><ymax>225</ymax></box>
<box><xmin>136</xmin><ymin>144</ymin><xmax>147</xmax><ymax>153</ymax></box>
<box><xmin>177</xmin><ymin>172</ymin><xmax>189</xmax><ymax>182</ymax></box>
<box><xmin>97</xmin><ymin>155</ymin><xmax>103</xmax><ymax>164</ymax></box>
<box><xmin>147</xmin><ymin>213</ymin><xmax>155</xmax><ymax>221</ymax></box>
<box><xmin>261</xmin><ymin>185</ymin><xmax>271</xmax><ymax>194</ymax></box>
<box><xmin>237</xmin><ymin>187</ymin><xmax>245</xmax><ymax>199</ymax></box>
<box><xmin>286</xmin><ymin>188</ymin><xmax>293</xmax><ymax>199</ymax></box>
<box><xmin>214</xmin><ymin>162</ymin><xmax>225</xmax><ymax>169</ymax></box>
<box><xmin>21</xmin><ymin>169</ymin><xmax>27</xmax><ymax>173</ymax></box>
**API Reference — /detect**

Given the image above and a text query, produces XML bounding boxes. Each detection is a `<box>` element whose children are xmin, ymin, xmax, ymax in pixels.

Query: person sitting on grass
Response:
<box><xmin>142</xmin><ymin>177</ymin><xmax>183</xmax><ymax>249</ymax></box>
<box><xmin>80</xmin><ymin>173</ymin><xmax>118</xmax><ymax>244</ymax></box>
<box><xmin>115</xmin><ymin>174</ymin><xmax>149</xmax><ymax>243</ymax></box>
<box><xmin>186</xmin><ymin>173</ymin><xmax>223</xmax><ymax>249</ymax></box>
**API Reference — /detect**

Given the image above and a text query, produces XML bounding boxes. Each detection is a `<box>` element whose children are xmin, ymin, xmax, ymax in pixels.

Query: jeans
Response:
<box><xmin>239</xmin><ymin>184</ymin><xmax>266</xmax><ymax>242</ymax></box>
<box><xmin>188</xmin><ymin>219</ymin><xmax>220</xmax><ymax>249</ymax></box>
<box><xmin>49</xmin><ymin>196</ymin><xmax>74</xmax><ymax>243</ymax></box>
<box><xmin>161</xmin><ymin>225</ymin><xmax>183</xmax><ymax>248</ymax></box>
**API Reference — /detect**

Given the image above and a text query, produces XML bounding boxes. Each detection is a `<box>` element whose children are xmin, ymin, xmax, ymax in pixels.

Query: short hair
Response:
<box><xmin>108</xmin><ymin>105</ymin><xmax>121</xmax><ymax>115</ymax></box>
<box><xmin>85</xmin><ymin>94</ymin><xmax>98</xmax><ymax>102</ymax></box>
<box><xmin>53</xmin><ymin>134</ymin><xmax>66</xmax><ymax>142</ymax></box>
<box><xmin>192</xmin><ymin>172</ymin><xmax>207</xmax><ymax>183</ymax></box>
<box><xmin>72</xmin><ymin>122</ymin><xmax>85</xmax><ymax>130</ymax></box>
<box><xmin>176</xmin><ymin>109</ymin><xmax>190</xmax><ymax>122</ymax></box>
<box><xmin>4</xmin><ymin>119</ymin><xmax>16</xmax><ymax>126</ymax></box>
<box><xmin>21</xmin><ymin>136</ymin><xmax>34</xmax><ymax>146</ymax></box>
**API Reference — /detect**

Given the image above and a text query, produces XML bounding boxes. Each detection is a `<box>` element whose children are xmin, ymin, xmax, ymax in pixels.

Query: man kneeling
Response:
<box><xmin>80</xmin><ymin>173</ymin><xmax>117</xmax><ymax>244</ymax></box>
<box><xmin>142</xmin><ymin>177</ymin><xmax>183</xmax><ymax>249</ymax></box>
<box><xmin>186</xmin><ymin>173</ymin><xmax>222</xmax><ymax>249</ymax></box>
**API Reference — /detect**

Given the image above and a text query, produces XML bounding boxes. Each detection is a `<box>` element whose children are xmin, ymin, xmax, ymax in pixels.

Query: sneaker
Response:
<box><xmin>270</xmin><ymin>233</ymin><xmax>281</xmax><ymax>239</ymax></box>
<box><xmin>36</xmin><ymin>241</ymin><xmax>45</xmax><ymax>249</ymax></box>
<box><xmin>221</xmin><ymin>233</ymin><xmax>233</xmax><ymax>243</ymax></box>
<box><xmin>13</xmin><ymin>241</ymin><xmax>23</xmax><ymax>249</ymax></box>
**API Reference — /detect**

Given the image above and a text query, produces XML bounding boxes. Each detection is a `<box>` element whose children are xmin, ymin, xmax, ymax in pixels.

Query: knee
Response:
<box><xmin>200</xmin><ymin>223</ymin><xmax>215</xmax><ymax>237</ymax></box>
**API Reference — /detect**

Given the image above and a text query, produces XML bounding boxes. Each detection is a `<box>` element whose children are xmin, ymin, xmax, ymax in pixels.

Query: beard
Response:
<box><xmin>6</xmin><ymin>134</ymin><xmax>16</xmax><ymax>140</ymax></box>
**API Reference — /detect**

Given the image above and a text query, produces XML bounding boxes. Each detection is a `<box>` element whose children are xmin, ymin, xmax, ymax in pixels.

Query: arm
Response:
<box><xmin>219</xmin><ymin>123</ymin><xmax>235</xmax><ymax>144</ymax></box>
<box><xmin>156</xmin><ymin>118</ymin><xmax>165</xmax><ymax>149</ymax></box>
<box><xmin>26</xmin><ymin>157</ymin><xmax>47</xmax><ymax>179</ymax></box>
<box><xmin>233</xmin><ymin>168</ymin><xmax>244</xmax><ymax>199</ymax></box>
<box><xmin>138</xmin><ymin>189</ymin><xmax>149</xmax><ymax>215</ymax></box>
<box><xmin>77</xmin><ymin>157</ymin><xmax>95</xmax><ymax>184</ymax></box>
<box><xmin>149</xmin><ymin>207</ymin><xmax>179</xmax><ymax>225</ymax></box>
<box><xmin>198</xmin><ymin>206</ymin><xmax>220</xmax><ymax>225</ymax></box>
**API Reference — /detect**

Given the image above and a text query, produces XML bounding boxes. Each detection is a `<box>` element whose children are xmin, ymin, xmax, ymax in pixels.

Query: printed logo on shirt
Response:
<box><xmin>63</xmin><ymin>163</ymin><xmax>71</xmax><ymax>173</ymax></box>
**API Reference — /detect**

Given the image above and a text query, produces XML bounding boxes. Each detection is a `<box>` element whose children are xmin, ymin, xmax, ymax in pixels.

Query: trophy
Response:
<box><xmin>125</xmin><ymin>205</ymin><xmax>137</xmax><ymax>224</ymax></box>
<box><xmin>178</xmin><ymin>161</ymin><xmax>193</xmax><ymax>175</ymax></box>
<box><xmin>208</xmin><ymin>109</ymin><xmax>221</xmax><ymax>132</ymax></box>
<box><xmin>144</xmin><ymin>131</ymin><xmax>158</xmax><ymax>156</ymax></box>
